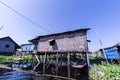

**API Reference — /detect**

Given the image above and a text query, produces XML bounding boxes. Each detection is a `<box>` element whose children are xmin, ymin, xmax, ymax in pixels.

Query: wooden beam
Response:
<box><xmin>43</xmin><ymin>74</ymin><xmax>76</xmax><ymax>80</ymax></box>
<box><xmin>37</xmin><ymin>51</ymin><xmax>90</xmax><ymax>54</ymax></box>
<box><xmin>33</xmin><ymin>62</ymin><xmax>40</xmax><ymax>70</ymax></box>
<box><xmin>34</xmin><ymin>54</ymin><xmax>40</xmax><ymax>63</ymax></box>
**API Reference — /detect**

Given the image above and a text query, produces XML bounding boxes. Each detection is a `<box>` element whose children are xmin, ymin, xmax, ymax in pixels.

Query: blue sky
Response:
<box><xmin>0</xmin><ymin>0</ymin><xmax>120</xmax><ymax>52</ymax></box>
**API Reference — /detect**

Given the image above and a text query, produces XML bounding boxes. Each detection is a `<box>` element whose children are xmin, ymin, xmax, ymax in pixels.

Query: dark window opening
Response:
<box><xmin>5</xmin><ymin>44</ymin><xmax>10</xmax><ymax>48</ymax></box>
<box><xmin>50</xmin><ymin>39</ymin><xmax>55</xmax><ymax>46</ymax></box>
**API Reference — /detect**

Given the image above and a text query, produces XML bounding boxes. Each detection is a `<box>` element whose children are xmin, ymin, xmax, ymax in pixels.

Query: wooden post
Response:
<box><xmin>43</xmin><ymin>52</ymin><xmax>47</xmax><ymax>74</ymax></box>
<box><xmin>67</xmin><ymin>52</ymin><xmax>70</xmax><ymax>78</ymax></box>
<box><xmin>31</xmin><ymin>54</ymin><xmax>34</xmax><ymax>68</ymax></box>
<box><xmin>55</xmin><ymin>52</ymin><xmax>59</xmax><ymax>75</ymax></box>
<box><xmin>86</xmin><ymin>53</ymin><xmax>90</xmax><ymax>67</ymax></box>
<box><xmin>60</xmin><ymin>54</ymin><xmax>62</xmax><ymax>67</ymax></box>
<box><xmin>85</xmin><ymin>52</ymin><xmax>89</xmax><ymax>80</ymax></box>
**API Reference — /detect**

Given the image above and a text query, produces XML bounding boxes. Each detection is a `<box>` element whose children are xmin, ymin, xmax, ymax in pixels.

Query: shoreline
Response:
<box><xmin>0</xmin><ymin>66</ymin><xmax>19</xmax><ymax>75</ymax></box>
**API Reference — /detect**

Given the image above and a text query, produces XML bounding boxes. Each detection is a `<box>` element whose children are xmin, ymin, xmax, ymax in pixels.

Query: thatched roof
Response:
<box><xmin>29</xmin><ymin>28</ymin><xmax>90</xmax><ymax>43</ymax></box>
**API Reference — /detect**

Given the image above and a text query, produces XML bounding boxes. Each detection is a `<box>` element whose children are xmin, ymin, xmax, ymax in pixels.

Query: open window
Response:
<box><xmin>5</xmin><ymin>44</ymin><xmax>10</xmax><ymax>48</ymax></box>
<box><xmin>49</xmin><ymin>39</ymin><xmax>55</xmax><ymax>46</ymax></box>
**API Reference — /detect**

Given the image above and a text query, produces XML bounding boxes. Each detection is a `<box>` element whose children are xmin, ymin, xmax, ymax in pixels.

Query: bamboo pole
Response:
<box><xmin>95</xmin><ymin>30</ymin><xmax>109</xmax><ymax>64</ymax></box>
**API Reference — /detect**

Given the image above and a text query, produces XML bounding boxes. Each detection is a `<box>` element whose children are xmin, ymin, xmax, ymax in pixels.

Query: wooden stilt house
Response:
<box><xmin>29</xmin><ymin>28</ymin><xmax>90</xmax><ymax>80</ymax></box>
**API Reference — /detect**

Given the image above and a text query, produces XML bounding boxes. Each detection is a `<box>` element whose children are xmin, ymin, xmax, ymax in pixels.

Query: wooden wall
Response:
<box><xmin>0</xmin><ymin>38</ymin><xmax>16</xmax><ymax>55</ymax></box>
<box><xmin>37</xmin><ymin>31</ymin><xmax>88</xmax><ymax>52</ymax></box>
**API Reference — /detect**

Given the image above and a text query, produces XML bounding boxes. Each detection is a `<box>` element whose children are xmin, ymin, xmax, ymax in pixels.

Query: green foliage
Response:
<box><xmin>89</xmin><ymin>56</ymin><xmax>120</xmax><ymax>80</ymax></box>
<box><xmin>0</xmin><ymin>55</ymin><xmax>32</xmax><ymax>66</ymax></box>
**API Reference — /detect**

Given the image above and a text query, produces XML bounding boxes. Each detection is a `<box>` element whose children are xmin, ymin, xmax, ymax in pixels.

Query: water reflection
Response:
<box><xmin>0</xmin><ymin>70</ymin><xmax>31</xmax><ymax>80</ymax></box>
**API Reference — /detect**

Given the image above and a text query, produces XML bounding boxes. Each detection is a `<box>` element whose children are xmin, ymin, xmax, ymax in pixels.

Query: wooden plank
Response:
<box><xmin>43</xmin><ymin>74</ymin><xmax>76</xmax><ymax>80</ymax></box>
<box><xmin>31</xmin><ymin>72</ymin><xmax>76</xmax><ymax>80</ymax></box>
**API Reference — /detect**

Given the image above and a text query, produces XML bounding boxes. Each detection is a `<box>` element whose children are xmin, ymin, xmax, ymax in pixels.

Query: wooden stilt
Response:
<box><xmin>33</xmin><ymin>62</ymin><xmax>40</xmax><ymax>70</ymax></box>
<box><xmin>85</xmin><ymin>52</ymin><xmax>89</xmax><ymax>80</ymax></box>
<box><xmin>67</xmin><ymin>52</ymin><xmax>70</xmax><ymax>78</ymax></box>
<box><xmin>43</xmin><ymin>54</ymin><xmax>44</xmax><ymax>61</ymax></box>
<box><xmin>38</xmin><ymin>54</ymin><xmax>41</xmax><ymax>62</ymax></box>
<box><xmin>43</xmin><ymin>52</ymin><xmax>47</xmax><ymax>74</ymax></box>
<box><xmin>48</xmin><ymin>54</ymin><xmax>50</xmax><ymax>61</ymax></box>
<box><xmin>86</xmin><ymin>53</ymin><xmax>90</xmax><ymax>67</ymax></box>
<box><xmin>35</xmin><ymin>54</ymin><xmax>40</xmax><ymax>63</ymax></box>
<box><xmin>55</xmin><ymin>52</ymin><xmax>59</xmax><ymax>75</ymax></box>
<box><xmin>60</xmin><ymin>54</ymin><xmax>62</xmax><ymax>67</ymax></box>
<box><xmin>32</xmin><ymin>54</ymin><xmax>34</xmax><ymax>68</ymax></box>
<box><xmin>33</xmin><ymin>54</ymin><xmax>41</xmax><ymax>70</ymax></box>
<box><xmin>85</xmin><ymin>52</ymin><xmax>90</xmax><ymax>67</ymax></box>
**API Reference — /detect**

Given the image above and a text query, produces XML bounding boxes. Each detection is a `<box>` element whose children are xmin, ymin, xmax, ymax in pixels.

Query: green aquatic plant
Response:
<box><xmin>89</xmin><ymin>58</ymin><xmax>120</xmax><ymax>80</ymax></box>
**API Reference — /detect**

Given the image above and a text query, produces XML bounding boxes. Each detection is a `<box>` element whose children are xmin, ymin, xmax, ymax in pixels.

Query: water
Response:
<box><xmin>0</xmin><ymin>67</ymin><xmax>88</xmax><ymax>80</ymax></box>
<box><xmin>0</xmin><ymin>70</ymin><xmax>57</xmax><ymax>80</ymax></box>
<box><xmin>0</xmin><ymin>70</ymin><xmax>31</xmax><ymax>80</ymax></box>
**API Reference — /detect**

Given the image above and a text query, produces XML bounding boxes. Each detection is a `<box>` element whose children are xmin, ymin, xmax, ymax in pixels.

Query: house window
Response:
<box><xmin>50</xmin><ymin>39</ymin><xmax>55</xmax><ymax>46</ymax></box>
<box><xmin>26</xmin><ymin>46</ymin><xmax>29</xmax><ymax>50</ymax></box>
<box><xmin>5</xmin><ymin>44</ymin><xmax>10</xmax><ymax>48</ymax></box>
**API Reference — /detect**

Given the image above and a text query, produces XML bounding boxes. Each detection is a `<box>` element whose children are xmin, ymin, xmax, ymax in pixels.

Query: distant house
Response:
<box><xmin>98</xmin><ymin>43</ymin><xmax>120</xmax><ymax>59</ymax></box>
<box><xmin>29</xmin><ymin>28</ymin><xmax>90</xmax><ymax>53</ymax></box>
<box><xmin>21</xmin><ymin>44</ymin><xmax>37</xmax><ymax>52</ymax></box>
<box><xmin>0</xmin><ymin>36</ymin><xmax>20</xmax><ymax>55</ymax></box>
<box><xmin>17</xmin><ymin>44</ymin><xmax>37</xmax><ymax>55</ymax></box>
